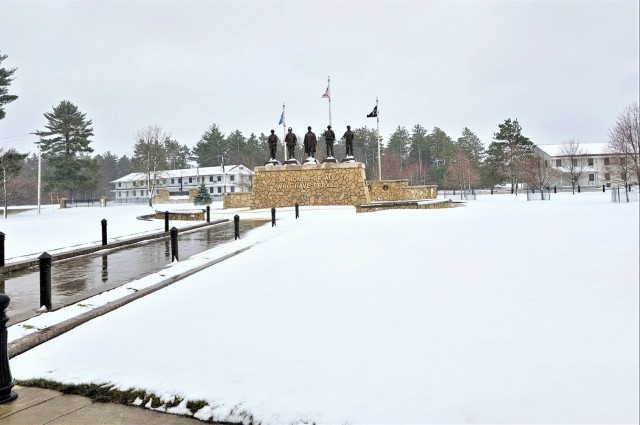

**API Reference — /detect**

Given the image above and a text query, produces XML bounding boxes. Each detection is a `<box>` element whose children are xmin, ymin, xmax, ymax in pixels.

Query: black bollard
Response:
<box><xmin>578</xmin><ymin>185</ymin><xmax>581</xmax><ymax>193</ymax></box>
<box><xmin>603</xmin><ymin>184</ymin><xmax>605</xmax><ymax>192</ymax></box>
<box><xmin>0</xmin><ymin>232</ymin><xmax>4</xmax><ymax>268</ymax></box>
<box><xmin>39</xmin><ymin>252</ymin><xmax>52</xmax><ymax>311</ymax></box>
<box><xmin>164</xmin><ymin>211</ymin><xmax>169</xmax><ymax>232</ymax></box>
<box><xmin>490</xmin><ymin>188</ymin><xmax>493</xmax><ymax>195</ymax></box>
<box><xmin>0</xmin><ymin>294</ymin><xmax>18</xmax><ymax>404</ymax></box>
<box><xmin>554</xmin><ymin>186</ymin><xmax>557</xmax><ymax>194</ymax></box>
<box><xmin>170</xmin><ymin>227</ymin><xmax>179</xmax><ymax>262</ymax></box>
<box><xmin>234</xmin><ymin>215</ymin><xmax>240</xmax><ymax>240</ymax></box>
<box><xmin>295</xmin><ymin>203</ymin><xmax>299</xmax><ymax>219</ymax></box>
<box><xmin>206</xmin><ymin>206</ymin><xmax>210</xmax><ymax>223</ymax></box>
<box><xmin>271</xmin><ymin>208</ymin><xmax>276</xmax><ymax>227</ymax></box>
<box><xmin>101</xmin><ymin>219</ymin><xmax>107</xmax><ymax>246</ymax></box>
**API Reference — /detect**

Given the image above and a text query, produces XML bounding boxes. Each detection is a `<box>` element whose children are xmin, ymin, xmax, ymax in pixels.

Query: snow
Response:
<box><xmin>6</xmin><ymin>193</ymin><xmax>639</xmax><ymax>424</ymax></box>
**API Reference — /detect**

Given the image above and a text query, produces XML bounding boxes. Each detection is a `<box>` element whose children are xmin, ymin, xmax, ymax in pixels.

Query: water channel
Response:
<box><xmin>1</xmin><ymin>220</ymin><xmax>267</xmax><ymax>324</ymax></box>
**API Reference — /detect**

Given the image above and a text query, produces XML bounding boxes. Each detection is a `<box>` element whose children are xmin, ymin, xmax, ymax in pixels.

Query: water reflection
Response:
<box><xmin>3</xmin><ymin>220</ymin><xmax>266</xmax><ymax>321</ymax></box>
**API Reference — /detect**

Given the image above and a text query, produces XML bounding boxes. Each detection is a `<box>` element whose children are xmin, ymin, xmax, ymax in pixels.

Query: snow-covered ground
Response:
<box><xmin>6</xmin><ymin>192</ymin><xmax>640</xmax><ymax>424</ymax></box>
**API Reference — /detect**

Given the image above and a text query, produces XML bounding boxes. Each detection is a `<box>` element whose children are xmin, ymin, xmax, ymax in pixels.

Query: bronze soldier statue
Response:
<box><xmin>267</xmin><ymin>129</ymin><xmax>278</xmax><ymax>160</ymax></box>
<box><xmin>343</xmin><ymin>125</ymin><xmax>355</xmax><ymax>157</ymax></box>
<box><xmin>324</xmin><ymin>125</ymin><xmax>336</xmax><ymax>158</ymax></box>
<box><xmin>284</xmin><ymin>127</ymin><xmax>297</xmax><ymax>159</ymax></box>
<box><xmin>304</xmin><ymin>126</ymin><xmax>317</xmax><ymax>159</ymax></box>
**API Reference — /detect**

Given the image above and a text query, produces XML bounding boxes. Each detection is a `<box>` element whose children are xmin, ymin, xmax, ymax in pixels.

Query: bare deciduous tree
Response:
<box><xmin>132</xmin><ymin>125</ymin><xmax>170</xmax><ymax>207</ymax></box>
<box><xmin>522</xmin><ymin>152</ymin><xmax>556</xmax><ymax>191</ymax></box>
<box><xmin>444</xmin><ymin>149</ymin><xmax>481</xmax><ymax>190</ymax></box>
<box><xmin>558</xmin><ymin>139</ymin><xmax>588</xmax><ymax>194</ymax></box>
<box><xmin>607</xmin><ymin>102</ymin><xmax>639</xmax><ymax>185</ymax></box>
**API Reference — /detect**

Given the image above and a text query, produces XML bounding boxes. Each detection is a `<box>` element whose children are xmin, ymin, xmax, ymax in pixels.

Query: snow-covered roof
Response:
<box><xmin>537</xmin><ymin>143</ymin><xmax>608</xmax><ymax>157</ymax></box>
<box><xmin>110</xmin><ymin>165</ymin><xmax>254</xmax><ymax>183</ymax></box>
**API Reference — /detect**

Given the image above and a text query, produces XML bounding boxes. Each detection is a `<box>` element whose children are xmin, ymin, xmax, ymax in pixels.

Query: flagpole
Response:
<box><xmin>282</xmin><ymin>101</ymin><xmax>287</xmax><ymax>161</ymax></box>
<box><xmin>327</xmin><ymin>75</ymin><xmax>332</xmax><ymax>127</ymax></box>
<box><xmin>376</xmin><ymin>97</ymin><xmax>382</xmax><ymax>180</ymax></box>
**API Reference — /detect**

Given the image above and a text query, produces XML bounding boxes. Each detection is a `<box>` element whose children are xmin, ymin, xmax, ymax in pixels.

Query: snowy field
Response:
<box><xmin>7</xmin><ymin>192</ymin><xmax>640</xmax><ymax>424</ymax></box>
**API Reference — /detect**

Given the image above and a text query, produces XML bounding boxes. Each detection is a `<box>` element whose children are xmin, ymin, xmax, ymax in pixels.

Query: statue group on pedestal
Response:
<box><xmin>268</xmin><ymin>125</ymin><xmax>356</xmax><ymax>164</ymax></box>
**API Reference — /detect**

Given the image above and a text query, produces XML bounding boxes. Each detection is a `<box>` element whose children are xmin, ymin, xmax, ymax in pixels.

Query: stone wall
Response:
<box><xmin>224</xmin><ymin>192</ymin><xmax>254</xmax><ymax>209</ymax></box>
<box><xmin>250</xmin><ymin>162</ymin><xmax>370</xmax><ymax>209</ymax></box>
<box><xmin>355</xmin><ymin>199</ymin><xmax>452</xmax><ymax>213</ymax></box>
<box><xmin>368</xmin><ymin>180</ymin><xmax>437</xmax><ymax>201</ymax></box>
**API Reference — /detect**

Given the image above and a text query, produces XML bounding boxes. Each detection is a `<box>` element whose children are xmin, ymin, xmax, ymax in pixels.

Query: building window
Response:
<box><xmin>556</xmin><ymin>159</ymin><xmax>562</xmax><ymax>166</ymax></box>
<box><xmin>209</xmin><ymin>176</ymin><xmax>213</xmax><ymax>182</ymax></box>
<box><xmin>118</xmin><ymin>182</ymin><xmax>122</xmax><ymax>188</ymax></box>
<box><xmin>189</xmin><ymin>177</ymin><xmax>193</xmax><ymax>183</ymax></box>
<box><xmin>588</xmin><ymin>158</ymin><xmax>594</xmax><ymax>166</ymax></box>
<box><xmin>171</xmin><ymin>178</ymin><xmax>175</xmax><ymax>184</ymax></box>
<box><xmin>133</xmin><ymin>190</ymin><xmax>136</xmax><ymax>196</ymax></box>
<box><xmin>620</xmin><ymin>157</ymin><xmax>626</xmax><ymax>165</ymax></box>
<box><xmin>178</xmin><ymin>178</ymin><xmax>182</xmax><ymax>183</ymax></box>
<box><xmin>604</xmin><ymin>157</ymin><xmax>610</xmax><ymax>165</ymax></box>
<box><xmin>209</xmin><ymin>187</ymin><xmax>214</xmax><ymax>193</ymax></box>
<box><xmin>217</xmin><ymin>176</ymin><xmax>222</xmax><ymax>182</ymax></box>
<box><xmin>544</xmin><ymin>160</ymin><xmax>548</xmax><ymax>167</ymax></box>
<box><xmin>571</xmin><ymin>158</ymin><xmax>577</xmax><ymax>166</ymax></box>
<box><xmin>217</xmin><ymin>187</ymin><xmax>222</xmax><ymax>193</ymax></box>
<box><xmin>230</xmin><ymin>186</ymin><xmax>235</xmax><ymax>192</ymax></box>
<box><xmin>604</xmin><ymin>173</ymin><xmax>611</xmax><ymax>180</ymax></box>
<box><xmin>588</xmin><ymin>174</ymin><xmax>594</xmax><ymax>182</ymax></box>
<box><xmin>118</xmin><ymin>192</ymin><xmax>122</xmax><ymax>197</ymax></box>
<box><xmin>230</xmin><ymin>175</ymin><xmax>235</xmax><ymax>182</ymax></box>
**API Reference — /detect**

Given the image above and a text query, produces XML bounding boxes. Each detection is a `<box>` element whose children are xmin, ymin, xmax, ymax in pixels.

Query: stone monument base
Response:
<box><xmin>249</xmin><ymin>162</ymin><xmax>370</xmax><ymax>209</ymax></box>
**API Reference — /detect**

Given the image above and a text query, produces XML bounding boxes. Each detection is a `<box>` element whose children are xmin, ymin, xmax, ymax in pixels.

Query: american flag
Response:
<box><xmin>321</xmin><ymin>86</ymin><xmax>330</xmax><ymax>99</ymax></box>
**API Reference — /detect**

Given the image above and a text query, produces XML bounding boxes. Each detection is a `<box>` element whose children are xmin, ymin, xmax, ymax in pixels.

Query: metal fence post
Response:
<box><xmin>206</xmin><ymin>206</ymin><xmax>210</xmax><ymax>223</ymax></box>
<box><xmin>170</xmin><ymin>227</ymin><xmax>179</xmax><ymax>262</ymax></box>
<box><xmin>234</xmin><ymin>215</ymin><xmax>240</xmax><ymax>240</ymax></box>
<box><xmin>295</xmin><ymin>203</ymin><xmax>299</xmax><ymax>219</ymax></box>
<box><xmin>0</xmin><ymin>232</ymin><xmax>4</xmax><ymax>268</ymax></box>
<box><xmin>271</xmin><ymin>208</ymin><xmax>276</xmax><ymax>227</ymax></box>
<box><xmin>39</xmin><ymin>252</ymin><xmax>52</xmax><ymax>311</ymax></box>
<box><xmin>101</xmin><ymin>219</ymin><xmax>107</xmax><ymax>246</ymax></box>
<box><xmin>0</xmin><ymin>294</ymin><xmax>17</xmax><ymax>404</ymax></box>
<box><xmin>164</xmin><ymin>211</ymin><xmax>169</xmax><ymax>232</ymax></box>
<box><xmin>602</xmin><ymin>184</ymin><xmax>605</xmax><ymax>192</ymax></box>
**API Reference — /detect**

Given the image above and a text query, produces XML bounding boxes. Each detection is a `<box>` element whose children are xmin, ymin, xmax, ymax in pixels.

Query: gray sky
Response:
<box><xmin>1</xmin><ymin>0</ymin><xmax>638</xmax><ymax>158</ymax></box>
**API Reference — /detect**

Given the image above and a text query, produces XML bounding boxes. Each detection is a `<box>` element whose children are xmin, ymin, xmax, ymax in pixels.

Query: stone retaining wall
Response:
<box><xmin>355</xmin><ymin>199</ymin><xmax>452</xmax><ymax>213</ymax></box>
<box><xmin>368</xmin><ymin>180</ymin><xmax>437</xmax><ymax>201</ymax></box>
<box><xmin>224</xmin><ymin>192</ymin><xmax>254</xmax><ymax>209</ymax></box>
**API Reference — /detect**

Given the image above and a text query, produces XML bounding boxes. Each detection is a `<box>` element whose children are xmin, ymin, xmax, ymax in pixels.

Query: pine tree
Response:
<box><xmin>0</xmin><ymin>52</ymin><xmax>18</xmax><ymax>121</ymax></box>
<box><xmin>489</xmin><ymin>118</ymin><xmax>535</xmax><ymax>195</ymax></box>
<box><xmin>36</xmin><ymin>100</ymin><xmax>95</xmax><ymax>199</ymax></box>
<box><xmin>193</xmin><ymin>124</ymin><xmax>226</xmax><ymax>167</ymax></box>
<box><xmin>193</xmin><ymin>182</ymin><xmax>212</xmax><ymax>206</ymax></box>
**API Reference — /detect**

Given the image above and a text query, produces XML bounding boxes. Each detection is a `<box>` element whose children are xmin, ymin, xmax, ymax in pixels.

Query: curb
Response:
<box><xmin>8</xmin><ymin>245</ymin><xmax>251</xmax><ymax>359</ymax></box>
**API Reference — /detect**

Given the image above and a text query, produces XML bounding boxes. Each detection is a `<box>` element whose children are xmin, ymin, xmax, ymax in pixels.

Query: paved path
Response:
<box><xmin>0</xmin><ymin>386</ymin><xmax>205</xmax><ymax>424</ymax></box>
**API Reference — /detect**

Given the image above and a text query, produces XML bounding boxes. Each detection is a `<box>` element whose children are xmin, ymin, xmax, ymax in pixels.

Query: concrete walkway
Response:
<box><xmin>0</xmin><ymin>386</ymin><xmax>205</xmax><ymax>424</ymax></box>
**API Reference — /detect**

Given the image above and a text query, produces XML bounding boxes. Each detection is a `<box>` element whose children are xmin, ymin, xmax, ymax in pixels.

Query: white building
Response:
<box><xmin>537</xmin><ymin>143</ymin><xmax>638</xmax><ymax>189</ymax></box>
<box><xmin>110</xmin><ymin>165</ymin><xmax>254</xmax><ymax>202</ymax></box>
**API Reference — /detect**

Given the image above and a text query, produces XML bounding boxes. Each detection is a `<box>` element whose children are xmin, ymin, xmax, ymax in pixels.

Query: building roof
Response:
<box><xmin>537</xmin><ymin>143</ymin><xmax>608</xmax><ymax>157</ymax></box>
<box><xmin>110</xmin><ymin>165</ymin><xmax>254</xmax><ymax>183</ymax></box>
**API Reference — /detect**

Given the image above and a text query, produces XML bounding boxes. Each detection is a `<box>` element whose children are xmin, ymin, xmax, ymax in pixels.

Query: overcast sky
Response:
<box><xmin>1</xmin><ymin>0</ymin><xmax>638</xmax><ymax>158</ymax></box>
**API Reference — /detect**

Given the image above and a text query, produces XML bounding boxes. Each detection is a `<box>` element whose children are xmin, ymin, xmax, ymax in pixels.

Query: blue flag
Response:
<box><xmin>278</xmin><ymin>111</ymin><xmax>284</xmax><ymax>125</ymax></box>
